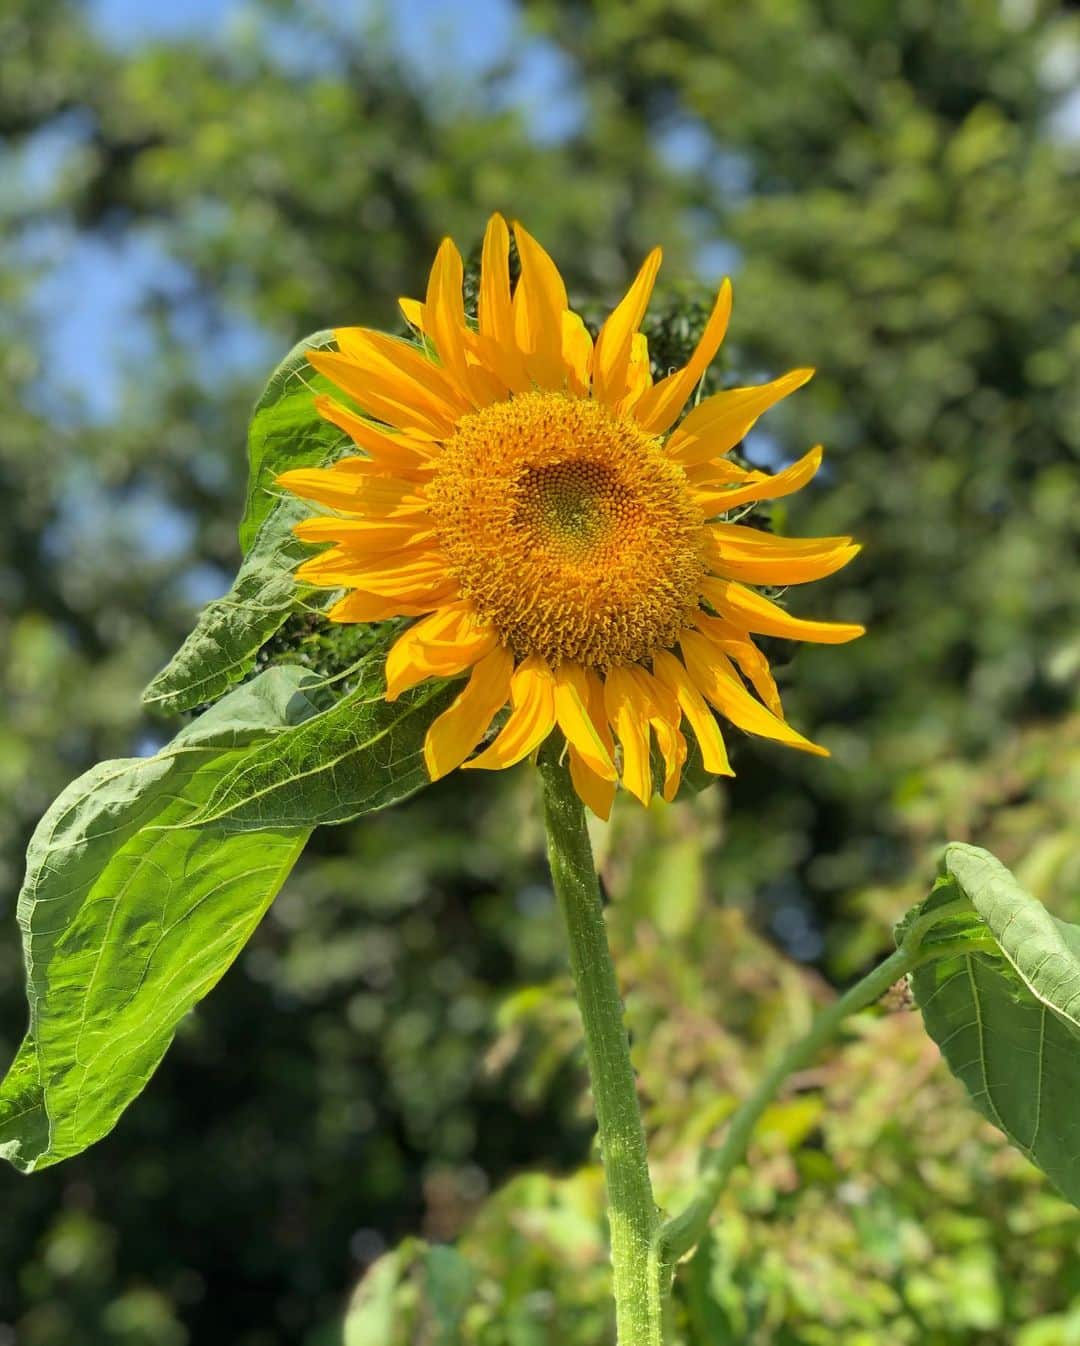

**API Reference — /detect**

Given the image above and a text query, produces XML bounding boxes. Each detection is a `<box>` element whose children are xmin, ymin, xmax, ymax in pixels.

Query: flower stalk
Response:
<box><xmin>537</xmin><ymin>747</ymin><xmax>966</xmax><ymax>1332</ymax></box>
<box><xmin>538</xmin><ymin>751</ymin><xmax>666</xmax><ymax>1346</ymax></box>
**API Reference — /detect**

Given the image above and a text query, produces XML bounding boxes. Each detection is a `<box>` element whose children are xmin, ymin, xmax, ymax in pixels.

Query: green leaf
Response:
<box><xmin>142</xmin><ymin>495</ymin><xmax>320</xmax><ymax>715</ymax></box>
<box><xmin>239</xmin><ymin>329</ymin><xmax>345</xmax><ymax>554</ymax></box>
<box><xmin>0</xmin><ymin>1037</ymin><xmax>49</xmax><ymax>1172</ymax></box>
<box><xmin>344</xmin><ymin>1245</ymin><xmax>408</xmax><ymax>1346</ymax></box>
<box><xmin>190</xmin><ymin>641</ymin><xmax>455</xmax><ymax>830</ymax></box>
<box><xmin>343</xmin><ymin>1239</ymin><xmax>475</xmax><ymax>1346</ymax></box>
<box><xmin>143</xmin><ymin>330</ymin><xmax>351</xmax><ymax>715</ymax></box>
<box><xmin>0</xmin><ymin>668</ymin><xmax>320</xmax><ymax>1172</ymax></box>
<box><xmin>908</xmin><ymin>842</ymin><xmax>1080</xmax><ymax>1207</ymax></box>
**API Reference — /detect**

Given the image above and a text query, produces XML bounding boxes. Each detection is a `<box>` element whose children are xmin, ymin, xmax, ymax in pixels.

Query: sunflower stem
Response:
<box><xmin>538</xmin><ymin>754</ymin><xmax>665</xmax><ymax>1346</ymax></box>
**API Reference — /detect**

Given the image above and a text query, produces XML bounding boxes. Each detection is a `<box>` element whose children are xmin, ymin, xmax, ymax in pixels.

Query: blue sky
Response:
<box><xmin>28</xmin><ymin>0</ymin><xmax>585</xmax><ymax>419</ymax></box>
<box><xmin>25</xmin><ymin>0</ymin><xmax>1080</xmax><ymax>422</ymax></box>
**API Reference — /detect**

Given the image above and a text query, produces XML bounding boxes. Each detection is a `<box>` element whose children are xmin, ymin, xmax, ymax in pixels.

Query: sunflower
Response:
<box><xmin>278</xmin><ymin>215</ymin><xmax>863</xmax><ymax>818</ymax></box>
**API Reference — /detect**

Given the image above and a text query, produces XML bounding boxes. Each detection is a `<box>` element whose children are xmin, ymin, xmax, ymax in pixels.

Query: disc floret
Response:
<box><xmin>427</xmin><ymin>392</ymin><xmax>707</xmax><ymax>669</ymax></box>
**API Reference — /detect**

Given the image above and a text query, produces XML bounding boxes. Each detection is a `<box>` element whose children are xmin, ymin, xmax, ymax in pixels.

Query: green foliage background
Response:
<box><xmin>1</xmin><ymin>0</ymin><xmax>1078</xmax><ymax>1341</ymax></box>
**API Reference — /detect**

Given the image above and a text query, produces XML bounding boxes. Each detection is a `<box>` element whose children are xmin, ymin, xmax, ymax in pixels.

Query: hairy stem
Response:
<box><xmin>538</xmin><ymin>755</ymin><xmax>665</xmax><ymax>1346</ymax></box>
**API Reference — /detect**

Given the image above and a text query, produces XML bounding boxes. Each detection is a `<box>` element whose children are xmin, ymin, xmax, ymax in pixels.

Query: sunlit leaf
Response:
<box><xmin>0</xmin><ymin>1037</ymin><xmax>48</xmax><ymax>1173</ymax></box>
<box><xmin>908</xmin><ymin>843</ymin><xmax>1080</xmax><ymax>1207</ymax></box>
<box><xmin>191</xmin><ymin>641</ymin><xmax>454</xmax><ymax>830</ymax></box>
<box><xmin>142</xmin><ymin>495</ymin><xmax>319</xmax><ymax>715</ymax></box>
<box><xmin>0</xmin><ymin>668</ymin><xmax>321</xmax><ymax>1172</ymax></box>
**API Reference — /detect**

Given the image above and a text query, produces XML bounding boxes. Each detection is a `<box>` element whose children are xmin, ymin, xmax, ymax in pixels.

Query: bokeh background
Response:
<box><xmin>2</xmin><ymin>1</ymin><xmax>1079</xmax><ymax>1342</ymax></box>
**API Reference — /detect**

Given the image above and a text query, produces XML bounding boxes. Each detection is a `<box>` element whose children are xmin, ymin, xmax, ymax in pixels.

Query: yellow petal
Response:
<box><xmin>398</xmin><ymin>297</ymin><xmax>426</xmax><ymax>331</ymax></box>
<box><xmin>680</xmin><ymin>630</ymin><xmax>829</xmax><ymax>756</ymax></box>
<box><xmin>710</xmin><ymin>548</ymin><xmax>861</xmax><ymax>586</ymax></box>
<box><xmin>701</xmin><ymin>577</ymin><xmax>866</xmax><ymax>645</ymax></box>
<box><xmin>478</xmin><ymin>213</ymin><xmax>515</xmax><ymax>347</ymax></box>
<box><xmin>705</xmin><ymin>524</ymin><xmax>861</xmax><ymax>584</ymax></box>
<box><xmin>582</xmin><ymin>667</ymin><xmax>615</xmax><ymax>755</ymax></box>
<box><xmin>602</xmin><ymin>665</ymin><xmax>653</xmax><ymax>805</ymax></box>
<box><xmin>553</xmin><ymin>663</ymin><xmax>616</xmax><ymax>780</ymax></box>
<box><xmin>307</xmin><ymin>349</ymin><xmax>455</xmax><ymax>438</ymax></box>
<box><xmin>328</xmin><ymin>589</ymin><xmax>453</xmax><ymax>622</ymax></box>
<box><xmin>667</xmin><ymin>368</ymin><xmax>814</xmax><ymax>464</ymax></box>
<box><xmin>425</xmin><ymin>238</ymin><xmax>471</xmax><ymax>380</ymax></box>
<box><xmin>623</xmin><ymin>664</ymin><xmax>686</xmax><ymax>801</ymax></box>
<box><xmin>334</xmin><ymin>328</ymin><xmax>471</xmax><ymax>418</ymax></box>
<box><xmin>620</xmin><ymin>331</ymin><xmax>653</xmax><ymax>406</ymax></box>
<box><xmin>650</xmin><ymin>648</ymin><xmax>733</xmax><ymax>777</ymax></box>
<box><xmin>467</xmin><ymin>327</ymin><xmax>532</xmax><ymax>395</ymax></box>
<box><xmin>693</xmin><ymin>445</ymin><xmax>823</xmax><ymax>516</ymax></box>
<box><xmin>295</xmin><ymin>548</ymin><xmax>448</xmax><ymax>592</ymax></box>
<box><xmin>292</xmin><ymin>517</ymin><xmax>437</xmax><ymax>555</ymax></box>
<box><xmin>424</xmin><ymin>645</ymin><xmax>515</xmax><ymax>781</ymax></box>
<box><xmin>654</xmin><ymin>719</ymin><xmax>687</xmax><ymax>801</ymax></box>
<box><xmin>276</xmin><ymin>465</ymin><xmax>428</xmax><ymax>517</ymax></box>
<box><xmin>631</xmin><ymin>278</ymin><xmax>733</xmax><ymax>433</ymax></box>
<box><xmin>385</xmin><ymin>603</ymin><xmax>499</xmax><ymax>700</ymax></box>
<box><xmin>683</xmin><ymin>460</ymin><xmax>762</xmax><ymax>489</ymax></box>
<box><xmin>512</xmin><ymin>221</ymin><xmax>570</xmax><ymax>390</ymax></box>
<box><xmin>424</xmin><ymin>238</ymin><xmax>505</xmax><ymax>407</ymax></box>
<box><xmin>562</xmin><ymin>311</ymin><xmax>594</xmax><ymax>397</ymax></box>
<box><xmin>592</xmin><ymin>247</ymin><xmax>662</xmax><ymax>406</ymax></box>
<box><xmin>313</xmin><ymin>395</ymin><xmax>435</xmax><ymax>473</ymax></box>
<box><xmin>311</xmin><ymin>455</ymin><xmax>427</xmax><ymax>480</ymax></box>
<box><xmin>707</xmin><ymin>524</ymin><xmax>855</xmax><ymax>555</ymax></box>
<box><xmin>690</xmin><ymin>614</ymin><xmax>783</xmax><ymax>717</ymax></box>
<box><xmin>465</xmin><ymin>346</ymin><xmax>514</xmax><ymax>405</ymax></box>
<box><xmin>569</xmin><ymin>747</ymin><xmax>617</xmax><ymax>821</ymax></box>
<box><xmin>464</xmin><ymin>654</ymin><xmax>557</xmax><ymax>770</ymax></box>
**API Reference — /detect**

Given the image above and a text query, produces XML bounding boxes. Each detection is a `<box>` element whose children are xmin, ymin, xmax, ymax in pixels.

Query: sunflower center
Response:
<box><xmin>518</xmin><ymin>460</ymin><xmax>627</xmax><ymax>560</ymax></box>
<box><xmin>427</xmin><ymin>391</ymin><xmax>706</xmax><ymax>668</ymax></box>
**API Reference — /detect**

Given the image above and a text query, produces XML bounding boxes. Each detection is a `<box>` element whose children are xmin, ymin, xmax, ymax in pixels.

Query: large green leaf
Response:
<box><xmin>239</xmin><ymin>329</ymin><xmax>345</xmax><ymax>553</ymax></box>
<box><xmin>908</xmin><ymin>843</ymin><xmax>1080</xmax><ymax>1207</ymax></box>
<box><xmin>191</xmin><ymin>644</ymin><xmax>455</xmax><ymax>830</ymax></box>
<box><xmin>0</xmin><ymin>668</ymin><xmax>322</xmax><ymax>1172</ymax></box>
<box><xmin>142</xmin><ymin>495</ymin><xmax>319</xmax><ymax>715</ymax></box>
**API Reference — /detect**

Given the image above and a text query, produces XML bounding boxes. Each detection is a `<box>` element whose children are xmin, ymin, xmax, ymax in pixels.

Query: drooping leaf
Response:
<box><xmin>0</xmin><ymin>668</ymin><xmax>322</xmax><ymax>1172</ymax></box>
<box><xmin>239</xmin><ymin>329</ymin><xmax>346</xmax><ymax>553</ymax></box>
<box><xmin>142</xmin><ymin>495</ymin><xmax>321</xmax><ymax>715</ymax></box>
<box><xmin>190</xmin><ymin>640</ymin><xmax>455</xmax><ymax>830</ymax></box>
<box><xmin>908</xmin><ymin>843</ymin><xmax>1080</xmax><ymax>1207</ymax></box>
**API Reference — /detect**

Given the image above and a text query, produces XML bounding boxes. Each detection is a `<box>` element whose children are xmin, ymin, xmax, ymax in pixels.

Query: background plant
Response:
<box><xmin>1</xmin><ymin>1</ymin><xmax>1078</xmax><ymax>1343</ymax></box>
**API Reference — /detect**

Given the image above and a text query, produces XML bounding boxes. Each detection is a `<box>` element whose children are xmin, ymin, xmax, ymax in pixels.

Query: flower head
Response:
<box><xmin>278</xmin><ymin>216</ymin><xmax>863</xmax><ymax>817</ymax></box>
